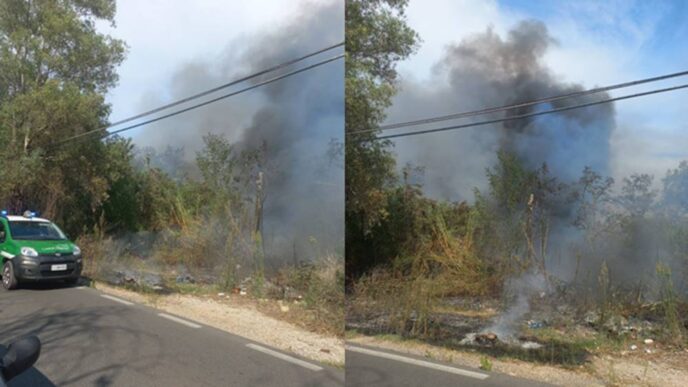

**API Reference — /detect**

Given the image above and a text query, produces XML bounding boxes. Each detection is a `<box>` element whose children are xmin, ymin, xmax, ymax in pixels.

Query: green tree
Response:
<box><xmin>100</xmin><ymin>136</ymin><xmax>148</xmax><ymax>232</ymax></box>
<box><xmin>345</xmin><ymin>0</ymin><xmax>419</xmax><ymax>280</ymax></box>
<box><xmin>660</xmin><ymin>162</ymin><xmax>688</xmax><ymax>281</ymax></box>
<box><xmin>572</xmin><ymin>166</ymin><xmax>614</xmax><ymax>232</ymax></box>
<box><xmin>0</xmin><ymin>0</ymin><xmax>126</xmax><ymax>234</ymax></box>
<box><xmin>474</xmin><ymin>152</ymin><xmax>564</xmax><ymax>276</ymax></box>
<box><xmin>662</xmin><ymin>160</ymin><xmax>688</xmax><ymax>217</ymax></box>
<box><xmin>0</xmin><ymin>0</ymin><xmax>124</xmax><ymax>98</ymax></box>
<box><xmin>618</xmin><ymin>174</ymin><xmax>656</xmax><ymax>218</ymax></box>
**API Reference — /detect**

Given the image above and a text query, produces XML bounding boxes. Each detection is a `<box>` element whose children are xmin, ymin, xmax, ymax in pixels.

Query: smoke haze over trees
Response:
<box><xmin>387</xmin><ymin>20</ymin><xmax>615</xmax><ymax>201</ymax></box>
<box><xmin>130</xmin><ymin>1</ymin><xmax>345</xmax><ymax>260</ymax></box>
<box><xmin>347</xmin><ymin>12</ymin><xmax>688</xmax><ymax>346</ymax></box>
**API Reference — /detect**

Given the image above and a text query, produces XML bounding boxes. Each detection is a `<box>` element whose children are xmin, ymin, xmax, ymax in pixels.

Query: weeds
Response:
<box><xmin>479</xmin><ymin>356</ymin><xmax>493</xmax><ymax>371</ymax></box>
<box><xmin>656</xmin><ymin>263</ymin><xmax>685</xmax><ymax>345</ymax></box>
<box><xmin>78</xmin><ymin>225</ymin><xmax>345</xmax><ymax>336</ymax></box>
<box><xmin>597</xmin><ymin>261</ymin><xmax>611</xmax><ymax>327</ymax></box>
<box><xmin>272</xmin><ymin>255</ymin><xmax>345</xmax><ymax>335</ymax></box>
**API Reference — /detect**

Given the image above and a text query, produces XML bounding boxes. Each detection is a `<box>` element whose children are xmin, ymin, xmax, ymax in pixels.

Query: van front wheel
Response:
<box><xmin>2</xmin><ymin>261</ymin><xmax>18</xmax><ymax>290</ymax></box>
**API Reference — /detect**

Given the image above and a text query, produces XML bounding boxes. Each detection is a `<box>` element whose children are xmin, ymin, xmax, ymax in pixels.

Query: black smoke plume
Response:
<box><xmin>133</xmin><ymin>1</ymin><xmax>344</xmax><ymax>264</ymax></box>
<box><xmin>388</xmin><ymin>20</ymin><xmax>614</xmax><ymax>201</ymax></box>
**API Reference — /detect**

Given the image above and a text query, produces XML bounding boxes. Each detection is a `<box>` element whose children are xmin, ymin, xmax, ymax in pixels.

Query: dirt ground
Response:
<box><xmin>348</xmin><ymin>334</ymin><xmax>688</xmax><ymax>386</ymax></box>
<box><xmin>93</xmin><ymin>282</ymin><xmax>344</xmax><ymax>367</ymax></box>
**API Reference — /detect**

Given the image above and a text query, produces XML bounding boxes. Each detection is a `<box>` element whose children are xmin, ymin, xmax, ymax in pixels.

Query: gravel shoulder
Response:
<box><xmin>93</xmin><ymin>282</ymin><xmax>344</xmax><ymax>366</ymax></box>
<box><xmin>348</xmin><ymin>334</ymin><xmax>688</xmax><ymax>386</ymax></box>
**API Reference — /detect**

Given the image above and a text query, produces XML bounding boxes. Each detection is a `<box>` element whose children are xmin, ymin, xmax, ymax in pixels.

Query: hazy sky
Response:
<box><xmin>96</xmin><ymin>0</ymin><xmax>336</xmax><ymax>143</ymax></box>
<box><xmin>96</xmin><ymin>0</ymin><xmax>688</xmax><ymax>189</ymax></box>
<box><xmin>93</xmin><ymin>1</ymin><xmax>344</xmax><ymax>256</ymax></box>
<box><xmin>391</xmin><ymin>0</ymin><xmax>688</xmax><ymax>191</ymax></box>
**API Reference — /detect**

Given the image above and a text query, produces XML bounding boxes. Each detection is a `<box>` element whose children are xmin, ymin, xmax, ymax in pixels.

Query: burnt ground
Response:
<box><xmin>346</xmin><ymin>294</ymin><xmax>688</xmax><ymax>367</ymax></box>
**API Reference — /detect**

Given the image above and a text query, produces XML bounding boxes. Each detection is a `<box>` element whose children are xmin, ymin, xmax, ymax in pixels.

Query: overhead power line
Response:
<box><xmin>371</xmin><ymin>82</ymin><xmax>688</xmax><ymax>141</ymax></box>
<box><xmin>54</xmin><ymin>41</ymin><xmax>344</xmax><ymax>147</ymax></box>
<box><xmin>54</xmin><ymin>53</ymin><xmax>344</xmax><ymax>146</ymax></box>
<box><xmin>109</xmin><ymin>41</ymin><xmax>344</xmax><ymax>128</ymax></box>
<box><xmin>348</xmin><ymin>69</ymin><xmax>688</xmax><ymax>137</ymax></box>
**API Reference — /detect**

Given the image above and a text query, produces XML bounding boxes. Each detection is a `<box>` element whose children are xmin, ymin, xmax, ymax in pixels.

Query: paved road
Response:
<box><xmin>346</xmin><ymin>344</ymin><xmax>553</xmax><ymax>387</ymax></box>
<box><xmin>0</xmin><ymin>284</ymin><xmax>343</xmax><ymax>386</ymax></box>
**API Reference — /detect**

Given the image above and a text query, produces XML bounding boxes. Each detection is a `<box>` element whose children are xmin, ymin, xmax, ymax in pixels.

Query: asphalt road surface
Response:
<box><xmin>0</xmin><ymin>284</ymin><xmax>343</xmax><ymax>386</ymax></box>
<box><xmin>346</xmin><ymin>344</ymin><xmax>554</xmax><ymax>387</ymax></box>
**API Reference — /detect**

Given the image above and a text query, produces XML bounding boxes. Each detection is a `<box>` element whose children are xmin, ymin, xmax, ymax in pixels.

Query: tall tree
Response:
<box><xmin>345</xmin><ymin>0</ymin><xmax>419</xmax><ymax>279</ymax></box>
<box><xmin>618</xmin><ymin>174</ymin><xmax>656</xmax><ymax>218</ymax></box>
<box><xmin>0</xmin><ymin>0</ymin><xmax>125</xmax><ymax>233</ymax></box>
<box><xmin>662</xmin><ymin>161</ymin><xmax>688</xmax><ymax>217</ymax></box>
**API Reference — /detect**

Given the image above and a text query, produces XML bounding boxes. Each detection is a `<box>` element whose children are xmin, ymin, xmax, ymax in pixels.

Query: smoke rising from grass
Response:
<box><xmin>132</xmin><ymin>1</ymin><xmax>344</xmax><ymax>263</ymax></box>
<box><xmin>387</xmin><ymin>20</ymin><xmax>688</xmax><ymax>316</ymax></box>
<box><xmin>484</xmin><ymin>272</ymin><xmax>548</xmax><ymax>340</ymax></box>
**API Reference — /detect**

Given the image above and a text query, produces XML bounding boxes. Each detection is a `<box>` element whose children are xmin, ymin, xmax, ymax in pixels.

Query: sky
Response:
<box><xmin>96</xmin><ymin>0</ymin><xmax>336</xmax><ymax>144</ymax></box>
<box><xmin>390</xmin><ymin>0</ymin><xmax>688</xmax><ymax>197</ymax></box>
<box><xmin>93</xmin><ymin>0</ymin><xmax>688</xmax><ymax>195</ymax></box>
<box><xmin>94</xmin><ymin>1</ymin><xmax>345</xmax><ymax>258</ymax></box>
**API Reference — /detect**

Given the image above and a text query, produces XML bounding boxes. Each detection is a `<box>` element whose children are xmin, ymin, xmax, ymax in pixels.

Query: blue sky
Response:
<box><xmin>393</xmin><ymin>0</ymin><xmax>688</xmax><ymax>185</ymax></box>
<box><xmin>498</xmin><ymin>0</ymin><xmax>688</xmax><ymax>93</ymax></box>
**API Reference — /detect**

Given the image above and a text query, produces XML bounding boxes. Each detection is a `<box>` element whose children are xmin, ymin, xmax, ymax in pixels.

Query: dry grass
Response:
<box><xmin>268</xmin><ymin>255</ymin><xmax>345</xmax><ymax>336</ymax></box>
<box><xmin>348</xmin><ymin>215</ymin><xmax>496</xmax><ymax>338</ymax></box>
<box><xmin>78</xmin><ymin>230</ymin><xmax>345</xmax><ymax>336</ymax></box>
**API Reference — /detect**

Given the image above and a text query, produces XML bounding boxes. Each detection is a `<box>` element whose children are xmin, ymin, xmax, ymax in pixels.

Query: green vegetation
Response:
<box><xmin>479</xmin><ymin>356</ymin><xmax>493</xmax><ymax>371</ymax></box>
<box><xmin>271</xmin><ymin>257</ymin><xmax>345</xmax><ymax>335</ymax></box>
<box><xmin>0</xmin><ymin>0</ymin><xmax>342</xmax><ymax>335</ymax></box>
<box><xmin>0</xmin><ymin>0</ymin><xmax>125</xmax><ymax>233</ymax></box>
<box><xmin>344</xmin><ymin>3</ymin><xmax>688</xmax><ymax>366</ymax></box>
<box><xmin>656</xmin><ymin>263</ymin><xmax>685</xmax><ymax>345</ymax></box>
<box><xmin>345</xmin><ymin>0</ymin><xmax>420</xmax><ymax>279</ymax></box>
<box><xmin>348</xmin><ymin>149</ymin><xmax>688</xmax><ymax>355</ymax></box>
<box><xmin>75</xmin><ymin>133</ymin><xmax>268</xmax><ymax>275</ymax></box>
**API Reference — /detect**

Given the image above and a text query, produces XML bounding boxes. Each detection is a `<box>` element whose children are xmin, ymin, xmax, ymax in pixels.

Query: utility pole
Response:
<box><xmin>254</xmin><ymin>140</ymin><xmax>268</xmax><ymax>257</ymax></box>
<box><xmin>254</xmin><ymin>170</ymin><xmax>265</xmax><ymax>236</ymax></box>
<box><xmin>252</xmin><ymin>155</ymin><xmax>268</xmax><ymax>294</ymax></box>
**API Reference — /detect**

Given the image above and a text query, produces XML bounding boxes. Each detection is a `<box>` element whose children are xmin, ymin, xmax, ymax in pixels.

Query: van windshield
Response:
<box><xmin>9</xmin><ymin>221</ymin><xmax>67</xmax><ymax>241</ymax></box>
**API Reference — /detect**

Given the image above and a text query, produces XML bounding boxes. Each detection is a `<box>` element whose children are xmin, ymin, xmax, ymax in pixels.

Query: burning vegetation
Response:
<box><xmin>76</xmin><ymin>1</ymin><xmax>345</xmax><ymax>336</ymax></box>
<box><xmin>0</xmin><ymin>0</ymin><xmax>344</xmax><ymax>335</ymax></box>
<box><xmin>346</xmin><ymin>16</ymin><xmax>688</xmax><ymax>368</ymax></box>
<box><xmin>347</xmin><ymin>154</ymin><xmax>688</xmax><ymax>364</ymax></box>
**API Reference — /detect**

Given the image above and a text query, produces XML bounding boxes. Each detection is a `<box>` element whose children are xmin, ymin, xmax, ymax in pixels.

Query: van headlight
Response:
<box><xmin>21</xmin><ymin>247</ymin><xmax>38</xmax><ymax>257</ymax></box>
<box><xmin>73</xmin><ymin>246</ymin><xmax>81</xmax><ymax>256</ymax></box>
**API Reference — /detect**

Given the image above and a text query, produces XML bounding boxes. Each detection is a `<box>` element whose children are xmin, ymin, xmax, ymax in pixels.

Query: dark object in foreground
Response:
<box><xmin>475</xmin><ymin>333</ymin><xmax>499</xmax><ymax>345</ymax></box>
<box><xmin>0</xmin><ymin>336</ymin><xmax>41</xmax><ymax>385</ymax></box>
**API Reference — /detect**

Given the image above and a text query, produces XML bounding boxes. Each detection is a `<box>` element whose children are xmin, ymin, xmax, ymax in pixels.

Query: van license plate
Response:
<box><xmin>51</xmin><ymin>264</ymin><xmax>67</xmax><ymax>271</ymax></box>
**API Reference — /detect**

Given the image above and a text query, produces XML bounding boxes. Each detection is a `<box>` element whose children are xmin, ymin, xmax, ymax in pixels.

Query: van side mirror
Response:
<box><xmin>0</xmin><ymin>231</ymin><xmax>5</xmax><ymax>242</ymax></box>
<box><xmin>1</xmin><ymin>336</ymin><xmax>41</xmax><ymax>382</ymax></box>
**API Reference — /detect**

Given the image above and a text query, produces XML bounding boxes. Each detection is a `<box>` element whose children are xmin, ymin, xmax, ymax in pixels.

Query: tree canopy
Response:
<box><xmin>345</xmin><ymin>0</ymin><xmax>419</xmax><ymax>280</ymax></box>
<box><xmin>0</xmin><ymin>0</ymin><xmax>125</xmax><ymax>233</ymax></box>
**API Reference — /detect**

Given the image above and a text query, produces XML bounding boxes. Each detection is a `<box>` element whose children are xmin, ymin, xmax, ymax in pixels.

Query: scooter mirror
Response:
<box><xmin>1</xmin><ymin>336</ymin><xmax>41</xmax><ymax>382</ymax></box>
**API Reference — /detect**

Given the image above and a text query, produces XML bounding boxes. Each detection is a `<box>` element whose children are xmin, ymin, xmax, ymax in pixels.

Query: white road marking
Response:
<box><xmin>246</xmin><ymin>343</ymin><xmax>323</xmax><ymax>371</ymax></box>
<box><xmin>158</xmin><ymin>313</ymin><xmax>202</xmax><ymax>328</ymax></box>
<box><xmin>347</xmin><ymin>345</ymin><xmax>489</xmax><ymax>380</ymax></box>
<box><xmin>100</xmin><ymin>294</ymin><xmax>134</xmax><ymax>306</ymax></box>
